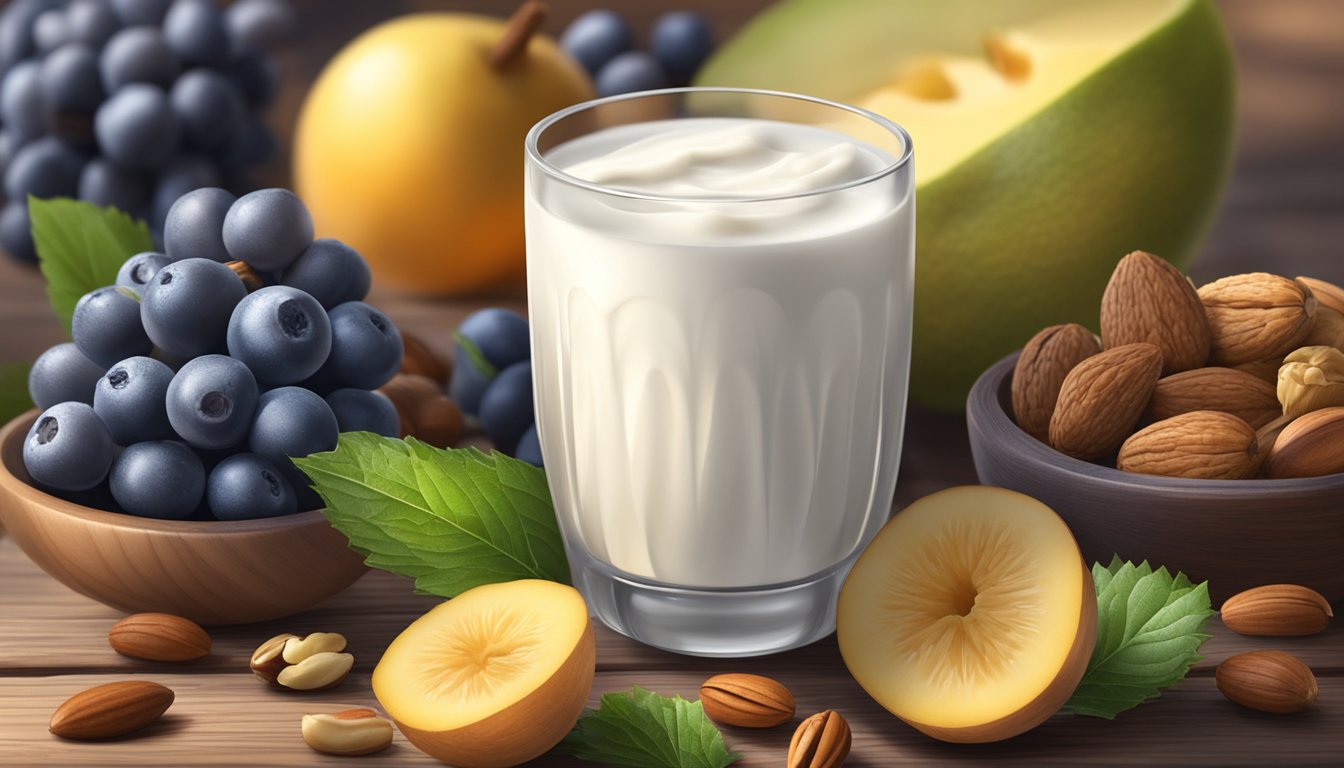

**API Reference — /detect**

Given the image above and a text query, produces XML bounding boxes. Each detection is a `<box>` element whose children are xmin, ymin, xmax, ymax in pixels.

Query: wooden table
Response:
<box><xmin>1</xmin><ymin>1</ymin><xmax>1342</xmax><ymax>765</ymax></box>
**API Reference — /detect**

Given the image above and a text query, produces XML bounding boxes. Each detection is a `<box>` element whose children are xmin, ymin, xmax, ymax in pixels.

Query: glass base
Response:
<box><xmin>571</xmin><ymin>551</ymin><xmax>851</xmax><ymax>657</ymax></box>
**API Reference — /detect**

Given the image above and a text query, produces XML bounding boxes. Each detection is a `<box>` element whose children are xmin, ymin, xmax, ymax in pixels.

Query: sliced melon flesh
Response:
<box><xmin>838</xmin><ymin>486</ymin><xmax>1095</xmax><ymax>743</ymax></box>
<box><xmin>373</xmin><ymin>579</ymin><xmax>595</xmax><ymax>767</ymax></box>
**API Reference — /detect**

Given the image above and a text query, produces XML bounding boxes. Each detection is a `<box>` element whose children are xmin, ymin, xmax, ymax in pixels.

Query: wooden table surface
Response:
<box><xmin>1</xmin><ymin>1</ymin><xmax>1342</xmax><ymax>765</ymax></box>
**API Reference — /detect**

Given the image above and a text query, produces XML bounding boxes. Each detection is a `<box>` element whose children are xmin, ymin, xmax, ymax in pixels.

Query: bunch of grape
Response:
<box><xmin>449</xmin><ymin>308</ymin><xmax>541</xmax><ymax>467</ymax></box>
<box><xmin>23</xmin><ymin>186</ymin><xmax>405</xmax><ymax>521</ymax></box>
<box><xmin>560</xmin><ymin>9</ymin><xmax>715</xmax><ymax>98</ymax></box>
<box><xmin>0</xmin><ymin>0</ymin><xmax>294</xmax><ymax>263</ymax></box>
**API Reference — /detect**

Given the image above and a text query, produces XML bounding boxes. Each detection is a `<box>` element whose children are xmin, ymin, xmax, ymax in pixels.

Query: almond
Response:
<box><xmin>1304</xmin><ymin>306</ymin><xmax>1344</xmax><ymax>350</ymax></box>
<box><xmin>1233</xmin><ymin>356</ymin><xmax>1284</xmax><ymax>384</ymax></box>
<box><xmin>1011</xmin><ymin>324</ymin><xmax>1100</xmax><ymax>441</ymax></box>
<box><xmin>1146</xmin><ymin>367</ymin><xmax>1281</xmax><ymax>429</ymax></box>
<box><xmin>400</xmin><ymin>332</ymin><xmax>452</xmax><ymax>384</ymax></box>
<box><xmin>1215</xmin><ymin>651</ymin><xmax>1318</xmax><ymax>714</ymax></box>
<box><xmin>414</xmin><ymin>396</ymin><xmax>465</xmax><ymax>448</ymax></box>
<box><xmin>1101</xmin><ymin>251</ymin><xmax>1211</xmax><ymax>374</ymax></box>
<box><xmin>1221</xmin><ymin>584</ymin><xmax>1333</xmax><ymax>637</ymax></box>
<box><xmin>1118</xmin><ymin>411</ymin><xmax>1259</xmax><ymax>480</ymax></box>
<box><xmin>699</xmin><ymin>673</ymin><xmax>796</xmax><ymax>728</ymax></box>
<box><xmin>1298</xmin><ymin>276</ymin><xmax>1344</xmax><ymax>316</ymax></box>
<box><xmin>788</xmin><ymin>710</ymin><xmax>851</xmax><ymax>768</ymax></box>
<box><xmin>1048</xmin><ymin>343</ymin><xmax>1163</xmax><ymax>460</ymax></box>
<box><xmin>1264</xmin><ymin>406</ymin><xmax>1344</xmax><ymax>478</ymax></box>
<box><xmin>1198</xmin><ymin>273</ymin><xmax>1317</xmax><ymax>365</ymax></box>
<box><xmin>49</xmin><ymin>681</ymin><xmax>174</xmax><ymax>740</ymax></box>
<box><xmin>107</xmin><ymin>613</ymin><xmax>211</xmax><ymax>662</ymax></box>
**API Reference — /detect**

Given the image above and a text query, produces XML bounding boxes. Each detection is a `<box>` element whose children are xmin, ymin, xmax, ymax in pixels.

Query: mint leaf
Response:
<box><xmin>1062</xmin><ymin>559</ymin><xmax>1214</xmax><ymax>719</ymax></box>
<box><xmin>560</xmin><ymin>687</ymin><xmax>740</xmax><ymax>768</ymax></box>
<box><xmin>453</xmin><ymin>330</ymin><xmax>497</xmax><ymax>378</ymax></box>
<box><xmin>294</xmin><ymin>433</ymin><xmax>569</xmax><ymax>597</ymax></box>
<box><xmin>0</xmin><ymin>362</ymin><xmax>34</xmax><ymax>424</ymax></box>
<box><xmin>30</xmin><ymin>196</ymin><xmax>152</xmax><ymax>333</ymax></box>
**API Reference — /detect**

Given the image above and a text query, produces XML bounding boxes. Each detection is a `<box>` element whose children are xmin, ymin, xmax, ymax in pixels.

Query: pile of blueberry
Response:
<box><xmin>0</xmin><ymin>0</ymin><xmax>294</xmax><ymax>263</ymax></box>
<box><xmin>23</xmin><ymin>186</ymin><xmax>405</xmax><ymax>521</ymax></box>
<box><xmin>561</xmin><ymin>9</ymin><xmax>714</xmax><ymax>98</ymax></box>
<box><xmin>450</xmin><ymin>307</ymin><xmax>541</xmax><ymax>467</ymax></box>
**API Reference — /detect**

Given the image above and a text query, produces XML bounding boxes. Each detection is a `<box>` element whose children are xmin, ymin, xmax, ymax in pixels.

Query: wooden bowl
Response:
<box><xmin>968</xmin><ymin>353</ymin><xmax>1344</xmax><ymax>605</ymax></box>
<box><xmin>0</xmin><ymin>411</ymin><xmax>367</xmax><ymax>625</ymax></box>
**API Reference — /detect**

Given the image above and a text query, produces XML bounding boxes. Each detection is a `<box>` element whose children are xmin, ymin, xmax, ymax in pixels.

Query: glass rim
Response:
<box><xmin>524</xmin><ymin>86</ymin><xmax>914</xmax><ymax>205</ymax></box>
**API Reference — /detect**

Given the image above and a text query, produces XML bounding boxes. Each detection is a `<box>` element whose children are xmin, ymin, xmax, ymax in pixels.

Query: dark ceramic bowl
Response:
<box><xmin>968</xmin><ymin>352</ymin><xmax>1344</xmax><ymax>605</ymax></box>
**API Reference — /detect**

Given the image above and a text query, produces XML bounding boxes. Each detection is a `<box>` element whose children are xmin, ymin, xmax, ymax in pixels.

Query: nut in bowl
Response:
<box><xmin>0</xmin><ymin>410</ymin><xmax>366</xmax><ymax>625</ymax></box>
<box><xmin>968</xmin><ymin>253</ymin><xmax>1344</xmax><ymax>604</ymax></box>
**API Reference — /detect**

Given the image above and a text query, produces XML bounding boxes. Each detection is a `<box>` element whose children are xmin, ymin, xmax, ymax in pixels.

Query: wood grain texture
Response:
<box><xmin>970</xmin><ymin>353</ymin><xmax>1344</xmax><ymax>604</ymax></box>
<box><xmin>0</xmin><ymin>415</ymin><xmax>367</xmax><ymax>625</ymax></box>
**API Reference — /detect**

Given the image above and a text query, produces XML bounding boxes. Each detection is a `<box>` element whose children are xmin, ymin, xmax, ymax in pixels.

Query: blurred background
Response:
<box><xmin>0</xmin><ymin>0</ymin><xmax>1340</xmax><ymax>492</ymax></box>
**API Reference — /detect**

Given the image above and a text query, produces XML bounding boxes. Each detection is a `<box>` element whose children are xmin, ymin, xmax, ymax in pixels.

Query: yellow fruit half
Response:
<box><xmin>837</xmin><ymin>486</ymin><xmax>1095</xmax><ymax>743</ymax></box>
<box><xmin>372</xmin><ymin>579</ymin><xmax>595</xmax><ymax>767</ymax></box>
<box><xmin>698</xmin><ymin>0</ymin><xmax>1235</xmax><ymax>408</ymax></box>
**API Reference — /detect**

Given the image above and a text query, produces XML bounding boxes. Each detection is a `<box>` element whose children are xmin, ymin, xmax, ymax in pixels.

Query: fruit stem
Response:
<box><xmin>489</xmin><ymin>1</ymin><xmax>549</xmax><ymax>70</ymax></box>
<box><xmin>227</xmin><ymin>260</ymin><xmax>264</xmax><ymax>293</ymax></box>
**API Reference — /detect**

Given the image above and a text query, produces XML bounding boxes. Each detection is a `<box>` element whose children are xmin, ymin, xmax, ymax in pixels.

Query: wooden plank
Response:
<box><xmin>2</xmin><ymin>671</ymin><xmax>1338</xmax><ymax>767</ymax></box>
<box><xmin>2</xmin><ymin>539</ymin><xmax>1340</xmax><ymax>677</ymax></box>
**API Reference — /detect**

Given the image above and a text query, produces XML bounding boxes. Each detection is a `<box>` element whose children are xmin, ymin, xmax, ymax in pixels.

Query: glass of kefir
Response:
<box><xmin>525</xmin><ymin>88</ymin><xmax>913</xmax><ymax>656</ymax></box>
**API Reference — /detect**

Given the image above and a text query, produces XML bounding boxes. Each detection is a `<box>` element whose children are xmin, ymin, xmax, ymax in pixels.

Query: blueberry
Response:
<box><xmin>41</xmin><ymin>43</ymin><xmax>105</xmax><ymax>116</ymax></box>
<box><xmin>60</xmin><ymin>0</ymin><xmax>118</xmax><ymax>47</ymax></box>
<box><xmin>449</xmin><ymin>308</ymin><xmax>530</xmax><ymax>415</ymax></box>
<box><xmin>281</xmin><ymin>239</ymin><xmax>370</xmax><ymax>310</ymax></box>
<box><xmin>514</xmin><ymin>423</ymin><xmax>542</xmax><ymax>466</ymax></box>
<box><xmin>23</xmin><ymin>401</ymin><xmax>114</xmax><ymax>491</ymax></box>
<box><xmin>80</xmin><ymin>157</ymin><xmax>149</xmax><ymax>213</ymax></box>
<box><xmin>111</xmin><ymin>0</ymin><xmax>170</xmax><ymax>27</ymax></box>
<box><xmin>5</xmin><ymin>135</ymin><xmax>85</xmax><ymax>200</ymax></box>
<box><xmin>114</xmin><ymin>251</ymin><xmax>169</xmax><ymax>293</ymax></box>
<box><xmin>66</xmin><ymin>0</ymin><xmax>121</xmax><ymax>49</ymax></box>
<box><xmin>33</xmin><ymin>10</ymin><xmax>69</xmax><ymax>54</ymax></box>
<box><xmin>222</xmin><ymin>188</ymin><xmax>313</xmax><ymax>271</ymax></box>
<box><xmin>162</xmin><ymin>186</ymin><xmax>233</xmax><ymax>263</ymax></box>
<box><xmin>100</xmin><ymin>25</ymin><xmax>179</xmax><ymax>92</ymax></box>
<box><xmin>140</xmin><ymin>257</ymin><xmax>246</xmax><ymax>358</ymax></box>
<box><xmin>317</xmin><ymin>301</ymin><xmax>403</xmax><ymax>391</ymax></box>
<box><xmin>225</xmin><ymin>0</ymin><xmax>294</xmax><ymax>52</ymax></box>
<box><xmin>325</xmin><ymin>388</ymin><xmax>398</xmax><ymax>438</ymax></box>
<box><xmin>170</xmin><ymin>67</ymin><xmax>244</xmax><ymax>151</ymax></box>
<box><xmin>109</xmin><ymin>440</ymin><xmax>204</xmax><ymax>519</ymax></box>
<box><xmin>650</xmin><ymin>12</ymin><xmax>714</xmax><ymax>82</ymax></box>
<box><xmin>162</xmin><ymin>0</ymin><xmax>228</xmax><ymax>67</ymax></box>
<box><xmin>248</xmin><ymin>385</ymin><xmax>338</xmax><ymax>506</ymax></box>
<box><xmin>479</xmin><ymin>361</ymin><xmax>534</xmax><ymax>456</ymax></box>
<box><xmin>223</xmin><ymin>48</ymin><xmax>276</xmax><ymax>110</ymax></box>
<box><xmin>29</xmin><ymin>342</ymin><xmax>104</xmax><ymax>408</ymax></box>
<box><xmin>595</xmin><ymin>51</ymin><xmax>668</xmax><ymax>98</ymax></box>
<box><xmin>72</xmin><ymin>285</ymin><xmax>152</xmax><ymax>368</ymax></box>
<box><xmin>0</xmin><ymin>60</ymin><xmax>47</xmax><ymax>145</ymax></box>
<box><xmin>95</xmin><ymin>83</ymin><xmax>179</xmax><ymax>169</ymax></box>
<box><xmin>0</xmin><ymin>201</ymin><xmax>36</xmax><ymax>263</ymax></box>
<box><xmin>206</xmin><ymin>451</ymin><xmax>295</xmax><ymax>520</ymax></box>
<box><xmin>227</xmin><ymin>285</ymin><xmax>331</xmax><ymax>385</ymax></box>
<box><xmin>93</xmin><ymin>355</ymin><xmax>174</xmax><ymax>444</ymax></box>
<box><xmin>0</xmin><ymin>0</ymin><xmax>47</xmax><ymax>72</ymax></box>
<box><xmin>149</xmin><ymin>153</ymin><xmax>220</xmax><ymax>226</ymax></box>
<box><xmin>165</xmin><ymin>353</ymin><xmax>258</xmax><ymax>448</ymax></box>
<box><xmin>560</xmin><ymin>10</ymin><xmax>632</xmax><ymax>76</ymax></box>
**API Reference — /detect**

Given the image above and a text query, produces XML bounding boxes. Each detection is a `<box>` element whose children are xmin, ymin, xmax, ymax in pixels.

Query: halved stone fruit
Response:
<box><xmin>837</xmin><ymin>486</ymin><xmax>1095</xmax><ymax>743</ymax></box>
<box><xmin>698</xmin><ymin>0</ymin><xmax>1235</xmax><ymax>409</ymax></box>
<box><xmin>372</xmin><ymin>579</ymin><xmax>595</xmax><ymax>767</ymax></box>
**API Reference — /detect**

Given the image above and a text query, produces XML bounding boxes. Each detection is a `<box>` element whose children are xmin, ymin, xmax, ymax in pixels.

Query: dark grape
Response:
<box><xmin>78</xmin><ymin>156</ymin><xmax>149</xmax><ymax>213</ymax></box>
<box><xmin>94</xmin><ymin>82</ymin><xmax>179</xmax><ymax>169</ymax></box>
<box><xmin>100</xmin><ymin>25</ymin><xmax>179</xmax><ymax>92</ymax></box>
<box><xmin>170</xmin><ymin>67</ymin><xmax>244</xmax><ymax>151</ymax></box>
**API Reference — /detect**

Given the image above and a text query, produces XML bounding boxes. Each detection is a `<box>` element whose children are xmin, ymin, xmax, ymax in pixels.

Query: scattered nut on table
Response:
<box><xmin>250</xmin><ymin>631</ymin><xmax>352</xmax><ymax>691</ymax></box>
<box><xmin>302</xmin><ymin>708</ymin><xmax>394</xmax><ymax>756</ymax></box>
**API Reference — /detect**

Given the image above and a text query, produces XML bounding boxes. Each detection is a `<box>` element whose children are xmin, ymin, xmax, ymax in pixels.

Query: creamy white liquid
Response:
<box><xmin>527</xmin><ymin>118</ymin><xmax>913</xmax><ymax>588</ymax></box>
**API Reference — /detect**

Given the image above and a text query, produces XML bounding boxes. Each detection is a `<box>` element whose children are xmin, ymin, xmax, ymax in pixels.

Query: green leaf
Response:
<box><xmin>453</xmin><ymin>330</ymin><xmax>497</xmax><ymax>378</ymax></box>
<box><xmin>1062</xmin><ymin>559</ymin><xmax>1214</xmax><ymax>719</ymax></box>
<box><xmin>30</xmin><ymin>196</ymin><xmax>153</xmax><ymax>333</ymax></box>
<box><xmin>0</xmin><ymin>362</ymin><xmax>34</xmax><ymax>424</ymax></box>
<box><xmin>560</xmin><ymin>687</ymin><xmax>740</xmax><ymax>768</ymax></box>
<box><xmin>294</xmin><ymin>433</ymin><xmax>570</xmax><ymax>597</ymax></box>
